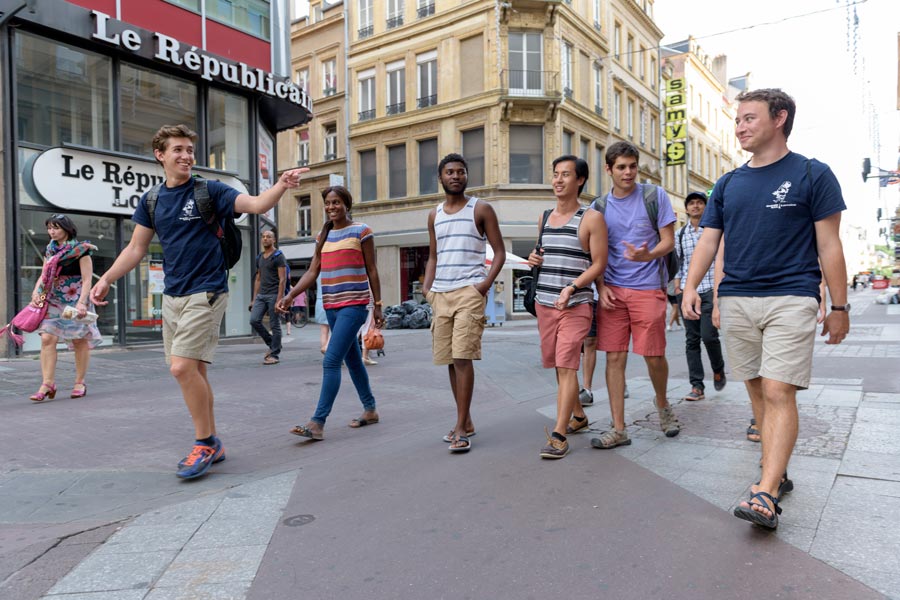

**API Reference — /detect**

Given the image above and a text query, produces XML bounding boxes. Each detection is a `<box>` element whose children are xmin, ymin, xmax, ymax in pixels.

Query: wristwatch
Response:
<box><xmin>567</xmin><ymin>282</ymin><xmax>578</xmax><ymax>292</ymax></box>
<box><xmin>830</xmin><ymin>304</ymin><xmax>851</xmax><ymax>311</ymax></box>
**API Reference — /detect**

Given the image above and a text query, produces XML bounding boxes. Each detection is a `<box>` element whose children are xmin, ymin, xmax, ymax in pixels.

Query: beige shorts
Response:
<box><xmin>718</xmin><ymin>295</ymin><xmax>818</xmax><ymax>389</ymax></box>
<box><xmin>427</xmin><ymin>285</ymin><xmax>487</xmax><ymax>365</ymax></box>
<box><xmin>162</xmin><ymin>291</ymin><xmax>229</xmax><ymax>364</ymax></box>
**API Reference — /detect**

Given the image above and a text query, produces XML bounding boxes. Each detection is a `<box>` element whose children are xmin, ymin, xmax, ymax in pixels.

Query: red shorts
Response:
<box><xmin>536</xmin><ymin>302</ymin><xmax>593</xmax><ymax>370</ymax></box>
<box><xmin>597</xmin><ymin>286</ymin><xmax>667</xmax><ymax>356</ymax></box>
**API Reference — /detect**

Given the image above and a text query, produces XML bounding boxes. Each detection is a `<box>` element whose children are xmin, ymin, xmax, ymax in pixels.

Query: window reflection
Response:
<box><xmin>120</xmin><ymin>64</ymin><xmax>197</xmax><ymax>156</ymax></box>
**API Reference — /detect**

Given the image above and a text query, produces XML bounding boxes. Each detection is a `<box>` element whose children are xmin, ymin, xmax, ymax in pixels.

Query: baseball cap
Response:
<box><xmin>685</xmin><ymin>191</ymin><xmax>707</xmax><ymax>204</ymax></box>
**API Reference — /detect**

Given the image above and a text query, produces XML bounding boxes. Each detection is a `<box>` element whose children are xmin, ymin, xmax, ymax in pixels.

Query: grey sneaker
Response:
<box><xmin>579</xmin><ymin>388</ymin><xmax>594</xmax><ymax>406</ymax></box>
<box><xmin>683</xmin><ymin>387</ymin><xmax>705</xmax><ymax>401</ymax></box>
<box><xmin>590</xmin><ymin>428</ymin><xmax>631</xmax><ymax>449</ymax></box>
<box><xmin>658</xmin><ymin>406</ymin><xmax>681</xmax><ymax>437</ymax></box>
<box><xmin>540</xmin><ymin>428</ymin><xmax>569</xmax><ymax>459</ymax></box>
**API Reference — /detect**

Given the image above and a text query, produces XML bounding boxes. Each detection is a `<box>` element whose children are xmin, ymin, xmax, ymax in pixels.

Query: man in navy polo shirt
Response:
<box><xmin>92</xmin><ymin>124</ymin><xmax>306</xmax><ymax>480</ymax></box>
<box><xmin>682</xmin><ymin>89</ymin><xmax>849</xmax><ymax>530</ymax></box>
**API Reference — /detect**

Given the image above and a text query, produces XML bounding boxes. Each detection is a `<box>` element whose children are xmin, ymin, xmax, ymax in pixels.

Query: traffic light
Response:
<box><xmin>862</xmin><ymin>157</ymin><xmax>871</xmax><ymax>182</ymax></box>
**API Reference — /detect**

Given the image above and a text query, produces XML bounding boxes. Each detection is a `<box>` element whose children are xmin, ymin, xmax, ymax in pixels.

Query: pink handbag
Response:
<box><xmin>1</xmin><ymin>254</ymin><xmax>62</xmax><ymax>347</ymax></box>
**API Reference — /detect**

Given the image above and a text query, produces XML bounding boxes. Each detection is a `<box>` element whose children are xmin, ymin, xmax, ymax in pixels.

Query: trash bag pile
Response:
<box><xmin>382</xmin><ymin>300</ymin><xmax>432</xmax><ymax>329</ymax></box>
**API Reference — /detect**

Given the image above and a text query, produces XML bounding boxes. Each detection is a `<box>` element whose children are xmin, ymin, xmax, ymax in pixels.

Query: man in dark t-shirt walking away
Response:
<box><xmin>249</xmin><ymin>230</ymin><xmax>286</xmax><ymax>365</ymax></box>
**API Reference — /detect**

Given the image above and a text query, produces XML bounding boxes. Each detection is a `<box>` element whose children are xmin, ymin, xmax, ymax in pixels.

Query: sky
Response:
<box><xmin>654</xmin><ymin>0</ymin><xmax>900</xmax><ymax>237</ymax></box>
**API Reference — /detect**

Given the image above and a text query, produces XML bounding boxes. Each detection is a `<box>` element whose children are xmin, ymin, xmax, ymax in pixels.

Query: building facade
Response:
<box><xmin>0</xmin><ymin>0</ymin><xmax>312</xmax><ymax>356</ymax></box>
<box><xmin>277</xmin><ymin>0</ymin><xmax>666</xmax><ymax>315</ymax></box>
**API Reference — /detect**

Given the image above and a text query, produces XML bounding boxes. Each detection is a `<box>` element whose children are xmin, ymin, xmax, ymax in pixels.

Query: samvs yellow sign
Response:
<box><xmin>665</xmin><ymin>78</ymin><xmax>687</xmax><ymax>166</ymax></box>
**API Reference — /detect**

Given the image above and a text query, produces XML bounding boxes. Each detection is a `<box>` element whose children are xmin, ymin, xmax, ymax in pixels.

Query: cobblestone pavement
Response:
<box><xmin>0</xmin><ymin>288</ymin><xmax>896</xmax><ymax>599</ymax></box>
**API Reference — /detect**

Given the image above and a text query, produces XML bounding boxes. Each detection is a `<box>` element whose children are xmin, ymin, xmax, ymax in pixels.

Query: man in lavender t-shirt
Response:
<box><xmin>589</xmin><ymin>141</ymin><xmax>681</xmax><ymax>450</ymax></box>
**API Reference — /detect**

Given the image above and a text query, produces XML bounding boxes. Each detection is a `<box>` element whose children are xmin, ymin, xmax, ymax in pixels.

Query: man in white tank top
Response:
<box><xmin>424</xmin><ymin>153</ymin><xmax>506</xmax><ymax>453</ymax></box>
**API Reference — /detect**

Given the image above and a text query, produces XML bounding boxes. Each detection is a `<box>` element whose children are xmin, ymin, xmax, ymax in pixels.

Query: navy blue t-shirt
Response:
<box><xmin>701</xmin><ymin>152</ymin><xmax>845</xmax><ymax>301</ymax></box>
<box><xmin>132</xmin><ymin>178</ymin><xmax>240</xmax><ymax>296</ymax></box>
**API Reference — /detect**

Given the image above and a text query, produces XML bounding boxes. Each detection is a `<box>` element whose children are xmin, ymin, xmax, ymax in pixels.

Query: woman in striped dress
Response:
<box><xmin>278</xmin><ymin>186</ymin><xmax>384</xmax><ymax>440</ymax></box>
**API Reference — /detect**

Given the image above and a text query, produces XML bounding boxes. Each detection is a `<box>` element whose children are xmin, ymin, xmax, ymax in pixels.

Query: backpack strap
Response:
<box><xmin>193</xmin><ymin>178</ymin><xmax>222</xmax><ymax>241</ymax></box>
<box><xmin>146</xmin><ymin>183</ymin><xmax>163</xmax><ymax>231</ymax></box>
<box><xmin>590</xmin><ymin>195</ymin><xmax>607</xmax><ymax>215</ymax></box>
<box><xmin>641</xmin><ymin>183</ymin><xmax>661</xmax><ymax>240</ymax></box>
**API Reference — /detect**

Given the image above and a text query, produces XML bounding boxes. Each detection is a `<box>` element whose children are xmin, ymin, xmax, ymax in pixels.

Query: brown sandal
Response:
<box><xmin>290</xmin><ymin>424</ymin><xmax>323</xmax><ymax>440</ymax></box>
<box><xmin>349</xmin><ymin>413</ymin><xmax>379</xmax><ymax>428</ymax></box>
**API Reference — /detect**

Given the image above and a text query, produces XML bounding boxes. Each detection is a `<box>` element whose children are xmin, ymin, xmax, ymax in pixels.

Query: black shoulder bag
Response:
<box><xmin>524</xmin><ymin>209</ymin><xmax>553</xmax><ymax>316</ymax></box>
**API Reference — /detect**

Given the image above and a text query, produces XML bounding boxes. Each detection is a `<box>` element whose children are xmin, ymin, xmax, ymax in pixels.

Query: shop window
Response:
<box><xmin>208</xmin><ymin>88</ymin><xmax>250</xmax><ymax>179</ymax></box>
<box><xmin>207</xmin><ymin>0</ymin><xmax>271</xmax><ymax>40</ymax></box>
<box><xmin>461</xmin><ymin>128</ymin><xmax>484</xmax><ymax>187</ymax></box>
<box><xmin>120</xmin><ymin>63</ymin><xmax>197</xmax><ymax>157</ymax></box>
<box><xmin>418</xmin><ymin>138</ymin><xmax>438</xmax><ymax>195</ymax></box>
<box><xmin>15</xmin><ymin>32</ymin><xmax>113</xmax><ymax>149</ymax></box>
<box><xmin>509</xmin><ymin>125</ymin><xmax>543</xmax><ymax>184</ymax></box>
<box><xmin>17</xmin><ymin>210</ymin><xmax>120</xmax><ymax>352</ymax></box>
<box><xmin>400</xmin><ymin>246</ymin><xmax>430</xmax><ymax>301</ymax></box>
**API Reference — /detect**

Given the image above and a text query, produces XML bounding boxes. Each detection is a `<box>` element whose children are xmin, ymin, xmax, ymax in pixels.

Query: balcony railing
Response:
<box><xmin>358</xmin><ymin>109</ymin><xmax>375</xmax><ymax>121</ymax></box>
<box><xmin>324</xmin><ymin>153</ymin><xmax>337</xmax><ymax>161</ymax></box>
<box><xmin>594</xmin><ymin>105</ymin><xmax>603</xmax><ymax>116</ymax></box>
<box><xmin>500</xmin><ymin>69</ymin><xmax>559</xmax><ymax>97</ymax></box>
<box><xmin>322</xmin><ymin>86</ymin><xmax>337</xmax><ymax>97</ymax></box>
<box><xmin>416</xmin><ymin>94</ymin><xmax>437</xmax><ymax>109</ymax></box>
<box><xmin>563</xmin><ymin>86</ymin><xmax>573</xmax><ymax>99</ymax></box>
<box><xmin>386</xmin><ymin>102</ymin><xmax>406</xmax><ymax>115</ymax></box>
<box><xmin>417</xmin><ymin>3</ymin><xmax>435</xmax><ymax>18</ymax></box>
<box><xmin>297</xmin><ymin>159</ymin><xmax>309</xmax><ymax>167</ymax></box>
<box><xmin>358</xmin><ymin>24</ymin><xmax>373</xmax><ymax>39</ymax></box>
<box><xmin>386</xmin><ymin>15</ymin><xmax>403</xmax><ymax>29</ymax></box>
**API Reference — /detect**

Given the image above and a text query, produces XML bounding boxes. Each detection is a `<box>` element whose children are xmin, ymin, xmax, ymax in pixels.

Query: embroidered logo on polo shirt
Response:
<box><xmin>766</xmin><ymin>180</ymin><xmax>798</xmax><ymax>209</ymax></box>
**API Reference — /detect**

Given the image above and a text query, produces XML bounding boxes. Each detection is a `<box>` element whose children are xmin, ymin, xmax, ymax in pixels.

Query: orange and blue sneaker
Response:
<box><xmin>177</xmin><ymin>437</ymin><xmax>226</xmax><ymax>469</ymax></box>
<box><xmin>176</xmin><ymin>438</ymin><xmax>223</xmax><ymax>480</ymax></box>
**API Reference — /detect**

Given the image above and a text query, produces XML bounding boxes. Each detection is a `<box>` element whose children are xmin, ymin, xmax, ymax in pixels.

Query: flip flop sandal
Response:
<box><xmin>733</xmin><ymin>490</ymin><xmax>781</xmax><ymax>529</ymax></box>
<box><xmin>349</xmin><ymin>415</ymin><xmax>380</xmax><ymax>428</ymax></box>
<box><xmin>290</xmin><ymin>424</ymin><xmax>323</xmax><ymax>440</ymax></box>
<box><xmin>263</xmin><ymin>356</ymin><xmax>280</xmax><ymax>365</ymax></box>
<box><xmin>443</xmin><ymin>430</ymin><xmax>476</xmax><ymax>442</ymax></box>
<box><xmin>449</xmin><ymin>435</ymin><xmax>471</xmax><ymax>453</ymax></box>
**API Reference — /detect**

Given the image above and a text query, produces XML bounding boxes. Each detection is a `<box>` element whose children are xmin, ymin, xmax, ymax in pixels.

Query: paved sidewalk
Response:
<box><xmin>0</xmin><ymin>287</ymin><xmax>896</xmax><ymax>598</ymax></box>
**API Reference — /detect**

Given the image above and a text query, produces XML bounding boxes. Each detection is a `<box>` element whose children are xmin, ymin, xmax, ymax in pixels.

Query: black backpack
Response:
<box><xmin>146</xmin><ymin>176</ymin><xmax>243</xmax><ymax>270</ymax></box>
<box><xmin>591</xmin><ymin>183</ymin><xmax>681</xmax><ymax>287</ymax></box>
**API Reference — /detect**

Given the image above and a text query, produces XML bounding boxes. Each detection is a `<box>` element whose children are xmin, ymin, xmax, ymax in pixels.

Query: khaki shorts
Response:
<box><xmin>162</xmin><ymin>291</ymin><xmax>229</xmax><ymax>364</ymax></box>
<box><xmin>718</xmin><ymin>295</ymin><xmax>818</xmax><ymax>389</ymax></box>
<box><xmin>427</xmin><ymin>286</ymin><xmax>487</xmax><ymax>365</ymax></box>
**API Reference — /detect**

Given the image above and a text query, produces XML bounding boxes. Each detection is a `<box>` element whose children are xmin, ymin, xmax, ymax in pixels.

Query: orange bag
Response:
<box><xmin>363</xmin><ymin>327</ymin><xmax>384</xmax><ymax>350</ymax></box>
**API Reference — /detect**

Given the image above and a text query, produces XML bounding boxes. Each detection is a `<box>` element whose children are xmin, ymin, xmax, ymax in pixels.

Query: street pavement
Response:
<box><xmin>0</xmin><ymin>287</ymin><xmax>897</xmax><ymax>599</ymax></box>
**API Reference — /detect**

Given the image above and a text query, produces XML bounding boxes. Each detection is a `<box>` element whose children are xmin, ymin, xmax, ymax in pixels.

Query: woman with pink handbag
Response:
<box><xmin>28</xmin><ymin>215</ymin><xmax>101</xmax><ymax>401</ymax></box>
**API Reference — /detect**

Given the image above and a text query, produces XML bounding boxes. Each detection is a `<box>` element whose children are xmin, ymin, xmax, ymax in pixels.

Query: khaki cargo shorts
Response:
<box><xmin>162</xmin><ymin>291</ymin><xmax>229</xmax><ymax>364</ymax></box>
<box><xmin>718</xmin><ymin>295</ymin><xmax>818</xmax><ymax>389</ymax></box>
<box><xmin>427</xmin><ymin>285</ymin><xmax>487</xmax><ymax>365</ymax></box>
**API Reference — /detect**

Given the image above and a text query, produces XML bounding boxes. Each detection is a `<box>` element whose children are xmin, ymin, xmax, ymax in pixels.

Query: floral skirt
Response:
<box><xmin>36</xmin><ymin>275</ymin><xmax>102</xmax><ymax>349</ymax></box>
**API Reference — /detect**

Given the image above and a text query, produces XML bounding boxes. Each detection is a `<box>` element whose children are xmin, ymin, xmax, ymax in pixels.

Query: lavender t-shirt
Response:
<box><xmin>600</xmin><ymin>184</ymin><xmax>676</xmax><ymax>290</ymax></box>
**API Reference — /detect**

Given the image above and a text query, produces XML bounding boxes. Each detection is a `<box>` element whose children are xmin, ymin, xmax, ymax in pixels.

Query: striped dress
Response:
<box><xmin>319</xmin><ymin>223</ymin><xmax>373</xmax><ymax>309</ymax></box>
<box><xmin>535</xmin><ymin>207</ymin><xmax>593</xmax><ymax>308</ymax></box>
<box><xmin>431</xmin><ymin>197</ymin><xmax>487</xmax><ymax>292</ymax></box>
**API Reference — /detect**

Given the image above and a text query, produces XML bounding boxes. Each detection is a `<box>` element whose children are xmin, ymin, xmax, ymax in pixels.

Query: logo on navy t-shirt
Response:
<box><xmin>179</xmin><ymin>199</ymin><xmax>200</xmax><ymax>222</ymax></box>
<box><xmin>766</xmin><ymin>180</ymin><xmax>797</xmax><ymax>209</ymax></box>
